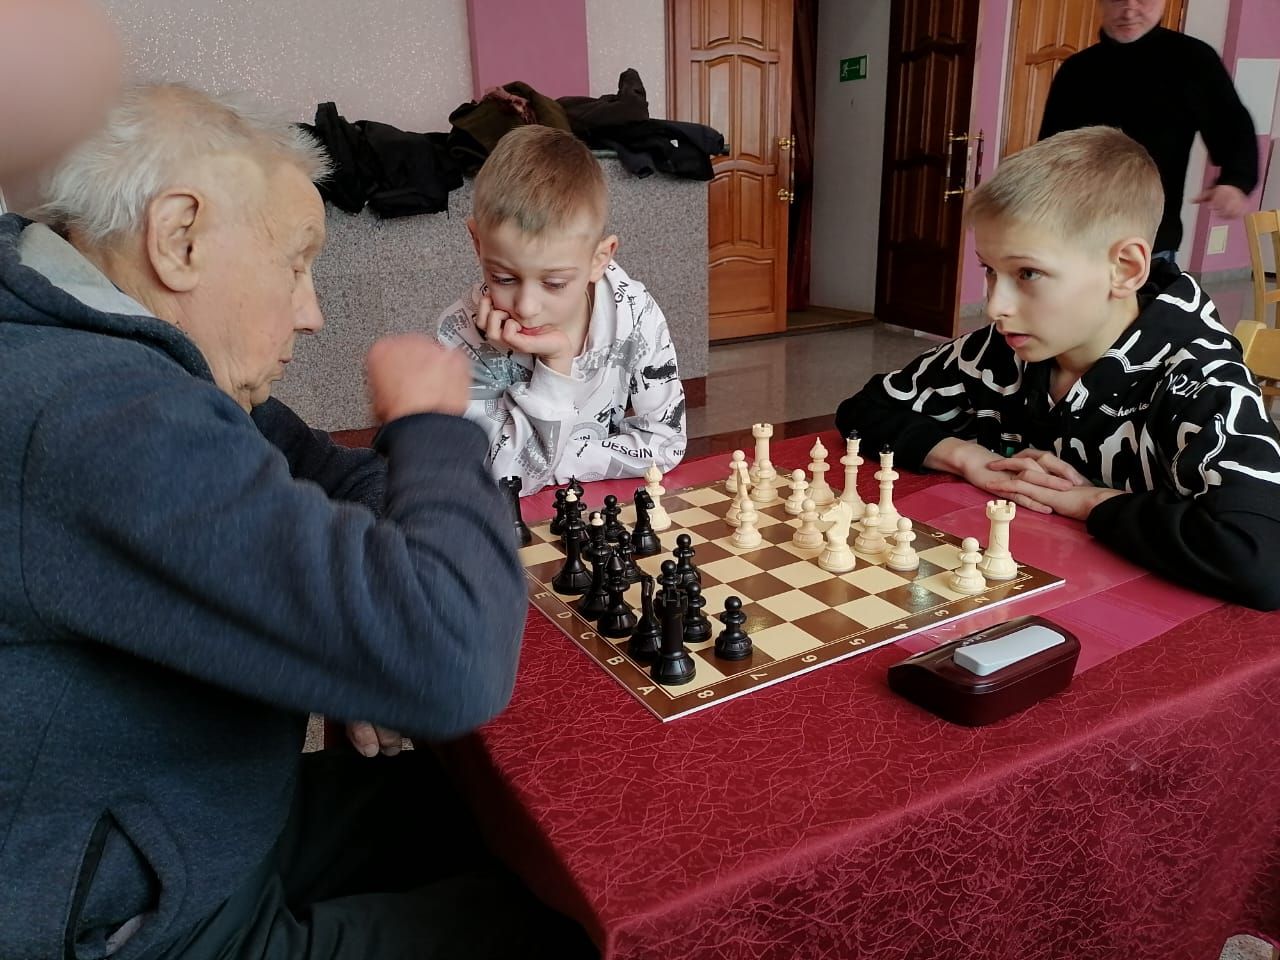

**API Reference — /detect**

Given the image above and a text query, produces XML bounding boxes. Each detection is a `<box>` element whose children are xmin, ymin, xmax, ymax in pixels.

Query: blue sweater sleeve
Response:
<box><xmin>21</xmin><ymin>371</ymin><xmax>527</xmax><ymax>739</ymax></box>
<box><xmin>251</xmin><ymin>397</ymin><xmax>386</xmax><ymax>513</ymax></box>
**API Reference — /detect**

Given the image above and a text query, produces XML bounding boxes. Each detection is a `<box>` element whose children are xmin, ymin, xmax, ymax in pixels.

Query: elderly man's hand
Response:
<box><xmin>366</xmin><ymin>334</ymin><xmax>470</xmax><ymax>422</ymax></box>
<box><xmin>345</xmin><ymin>721</ymin><xmax>405</xmax><ymax>757</ymax></box>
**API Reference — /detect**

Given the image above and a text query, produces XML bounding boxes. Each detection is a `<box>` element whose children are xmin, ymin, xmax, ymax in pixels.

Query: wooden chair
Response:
<box><xmin>1245</xmin><ymin>208</ymin><xmax>1280</xmax><ymax>327</ymax></box>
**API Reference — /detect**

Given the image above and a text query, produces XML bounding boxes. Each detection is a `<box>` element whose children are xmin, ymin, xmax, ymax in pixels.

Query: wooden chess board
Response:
<box><xmin>519</xmin><ymin>479</ymin><xmax>1065</xmax><ymax>721</ymax></box>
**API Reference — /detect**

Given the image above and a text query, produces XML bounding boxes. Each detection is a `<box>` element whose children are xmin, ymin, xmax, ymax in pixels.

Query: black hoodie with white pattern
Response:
<box><xmin>837</xmin><ymin>262</ymin><xmax>1280</xmax><ymax>610</ymax></box>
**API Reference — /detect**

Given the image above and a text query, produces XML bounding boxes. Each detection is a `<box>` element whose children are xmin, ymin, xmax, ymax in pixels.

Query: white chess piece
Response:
<box><xmin>749</xmin><ymin>422</ymin><xmax>773</xmax><ymax>484</ymax></box>
<box><xmin>807</xmin><ymin>438</ymin><xmax>835</xmax><ymax>506</ymax></box>
<box><xmin>726</xmin><ymin>460</ymin><xmax>752</xmax><ymax>527</ymax></box>
<box><xmin>645</xmin><ymin>463</ymin><xmax>671</xmax><ymax>531</ymax></box>
<box><xmin>885</xmin><ymin>517</ymin><xmax>920</xmax><ymax>572</ymax></box>
<box><xmin>784</xmin><ymin>469</ymin><xmax>808</xmax><ymax>515</ymax></box>
<box><xmin>750</xmin><ymin>458</ymin><xmax>778</xmax><ymax>503</ymax></box>
<box><xmin>853</xmin><ymin>502</ymin><xmax>886</xmax><ymax>556</ymax></box>
<box><xmin>874</xmin><ymin>447</ymin><xmax>900</xmax><ymax>529</ymax></box>
<box><xmin>726</xmin><ymin>449</ymin><xmax>747</xmax><ymax>494</ymax></box>
<box><xmin>838</xmin><ymin>433</ymin><xmax>866</xmax><ymax>519</ymax></box>
<box><xmin>949</xmin><ymin>537</ymin><xmax>987</xmax><ymax>594</ymax></box>
<box><xmin>731</xmin><ymin>494</ymin><xmax>763</xmax><ymax>548</ymax></box>
<box><xmin>978</xmin><ymin>500</ymin><xmax>1018</xmax><ymax>580</ymax></box>
<box><xmin>792</xmin><ymin>497</ymin><xmax>824</xmax><ymax>548</ymax></box>
<box><xmin>817</xmin><ymin>501</ymin><xmax>856</xmax><ymax>572</ymax></box>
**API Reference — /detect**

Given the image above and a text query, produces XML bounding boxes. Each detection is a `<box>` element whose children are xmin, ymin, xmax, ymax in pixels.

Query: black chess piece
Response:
<box><xmin>615</xmin><ymin>530</ymin><xmax>644</xmax><ymax>585</ymax></box>
<box><xmin>561</xmin><ymin>494</ymin><xmax>589</xmax><ymax>548</ymax></box>
<box><xmin>549</xmin><ymin>488</ymin><xmax>569</xmax><ymax>537</ymax></box>
<box><xmin>630</xmin><ymin>488</ymin><xmax>662</xmax><ymax>557</ymax></box>
<box><xmin>682</xmin><ymin>581</ymin><xmax>712</xmax><ymax>644</ymax></box>
<box><xmin>578</xmin><ymin>517</ymin><xmax>612</xmax><ymax>620</ymax></box>
<box><xmin>598</xmin><ymin>555</ymin><xmax>638</xmax><ymax>638</ymax></box>
<box><xmin>551</xmin><ymin>517</ymin><xmax>592</xmax><ymax>595</ymax></box>
<box><xmin>673</xmin><ymin>533</ymin><xmax>700</xmax><ymax>588</ymax></box>
<box><xmin>602</xmin><ymin>494</ymin><xmax>626</xmax><ymax>544</ymax></box>
<box><xmin>628</xmin><ymin>574</ymin><xmax>661</xmax><ymax>662</ymax></box>
<box><xmin>498</xmin><ymin>476</ymin><xmax>532</xmax><ymax>547</ymax></box>
<box><xmin>714</xmin><ymin>596</ymin><xmax>752</xmax><ymax>661</ymax></box>
<box><xmin>651</xmin><ymin>564</ymin><xmax>696</xmax><ymax>686</ymax></box>
<box><xmin>567</xmin><ymin>476</ymin><xmax>585</xmax><ymax>500</ymax></box>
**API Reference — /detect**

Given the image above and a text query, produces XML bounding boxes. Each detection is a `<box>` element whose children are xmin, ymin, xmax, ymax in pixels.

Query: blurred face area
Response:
<box><xmin>470</xmin><ymin>215</ymin><xmax>615</xmax><ymax>344</ymax></box>
<box><xmin>1098</xmin><ymin>0</ymin><xmax>1166</xmax><ymax>43</ymax></box>
<box><xmin>171</xmin><ymin>158</ymin><xmax>326</xmax><ymax>410</ymax></box>
<box><xmin>975</xmin><ymin>217</ymin><xmax>1138</xmax><ymax>375</ymax></box>
<box><xmin>0</xmin><ymin>0</ymin><xmax>122</xmax><ymax>187</ymax></box>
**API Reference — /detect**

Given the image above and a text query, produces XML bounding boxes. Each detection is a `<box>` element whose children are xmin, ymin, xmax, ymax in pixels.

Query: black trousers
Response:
<box><xmin>153</xmin><ymin>749</ymin><xmax>597</xmax><ymax>960</ymax></box>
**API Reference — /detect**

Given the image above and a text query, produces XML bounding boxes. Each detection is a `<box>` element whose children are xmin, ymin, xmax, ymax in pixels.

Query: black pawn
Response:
<box><xmin>602</xmin><ymin>494</ymin><xmax>627</xmax><ymax>545</ymax></box>
<box><xmin>673</xmin><ymin>533</ymin><xmax>700</xmax><ymax>588</ymax></box>
<box><xmin>628</xmin><ymin>575</ymin><xmax>661</xmax><ymax>662</ymax></box>
<box><xmin>598</xmin><ymin>556</ymin><xmax>638</xmax><ymax>639</ymax></box>
<box><xmin>682</xmin><ymin>581</ymin><xmax>712</xmax><ymax>644</ymax></box>
<box><xmin>578</xmin><ymin>520</ymin><xmax>612</xmax><ymax>620</ymax></box>
<box><xmin>551</xmin><ymin>517</ymin><xmax>592</xmax><ymax>594</ymax></box>
<box><xmin>562</xmin><ymin>494</ymin><xmax>589</xmax><ymax>548</ymax></box>
<box><xmin>631</xmin><ymin>488</ymin><xmax>662</xmax><ymax>557</ymax></box>
<box><xmin>549</xmin><ymin>488</ymin><xmax>569</xmax><ymax>536</ymax></box>
<box><xmin>615</xmin><ymin>530</ymin><xmax>643</xmax><ymax>585</ymax></box>
<box><xmin>651</xmin><ymin>570</ymin><xmax>696</xmax><ymax>686</ymax></box>
<box><xmin>499</xmin><ymin>476</ymin><xmax>532</xmax><ymax>547</ymax></box>
<box><xmin>714</xmin><ymin>596</ymin><xmax>752</xmax><ymax>661</ymax></box>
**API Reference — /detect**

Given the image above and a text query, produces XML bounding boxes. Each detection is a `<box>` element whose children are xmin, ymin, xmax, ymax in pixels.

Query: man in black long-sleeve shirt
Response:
<box><xmin>837</xmin><ymin>127</ymin><xmax>1280</xmax><ymax>612</ymax></box>
<box><xmin>1039</xmin><ymin>0</ymin><xmax>1257</xmax><ymax>260</ymax></box>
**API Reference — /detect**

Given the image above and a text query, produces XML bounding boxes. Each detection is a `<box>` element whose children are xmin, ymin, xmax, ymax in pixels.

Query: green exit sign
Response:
<box><xmin>840</xmin><ymin>55</ymin><xmax>868</xmax><ymax>82</ymax></box>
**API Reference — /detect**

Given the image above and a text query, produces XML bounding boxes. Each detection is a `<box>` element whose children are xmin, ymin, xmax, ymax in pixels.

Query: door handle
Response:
<box><xmin>777</xmin><ymin>135</ymin><xmax>796</xmax><ymax>204</ymax></box>
<box><xmin>944</xmin><ymin>130</ymin><xmax>968</xmax><ymax>200</ymax></box>
<box><xmin>945</xmin><ymin>131</ymin><xmax>985</xmax><ymax>200</ymax></box>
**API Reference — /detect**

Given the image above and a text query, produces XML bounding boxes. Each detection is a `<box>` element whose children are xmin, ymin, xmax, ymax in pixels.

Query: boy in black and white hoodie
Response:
<box><xmin>838</xmin><ymin>126</ymin><xmax>1280</xmax><ymax>610</ymax></box>
<box><xmin>436</xmin><ymin>126</ymin><xmax>685</xmax><ymax>495</ymax></box>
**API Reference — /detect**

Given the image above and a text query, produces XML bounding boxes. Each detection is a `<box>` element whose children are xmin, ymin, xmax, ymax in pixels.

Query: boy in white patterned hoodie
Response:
<box><xmin>436</xmin><ymin>125</ymin><xmax>686</xmax><ymax>495</ymax></box>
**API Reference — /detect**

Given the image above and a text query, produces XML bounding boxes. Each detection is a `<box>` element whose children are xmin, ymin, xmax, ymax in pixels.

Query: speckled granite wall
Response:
<box><xmin>275</xmin><ymin>159</ymin><xmax>708</xmax><ymax>431</ymax></box>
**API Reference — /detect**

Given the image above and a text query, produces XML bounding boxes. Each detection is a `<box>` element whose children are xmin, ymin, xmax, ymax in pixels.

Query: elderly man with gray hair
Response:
<box><xmin>0</xmin><ymin>83</ymin><xmax>594</xmax><ymax>959</ymax></box>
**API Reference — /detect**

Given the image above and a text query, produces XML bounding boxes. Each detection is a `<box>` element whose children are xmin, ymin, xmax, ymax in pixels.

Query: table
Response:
<box><xmin>440</xmin><ymin>431</ymin><xmax>1280</xmax><ymax>960</ymax></box>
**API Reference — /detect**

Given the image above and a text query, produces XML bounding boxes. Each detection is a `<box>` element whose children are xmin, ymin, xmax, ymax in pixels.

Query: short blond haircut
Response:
<box><xmin>472</xmin><ymin>125</ymin><xmax>607</xmax><ymax>238</ymax></box>
<box><xmin>967</xmin><ymin>126</ymin><xmax>1162</xmax><ymax>251</ymax></box>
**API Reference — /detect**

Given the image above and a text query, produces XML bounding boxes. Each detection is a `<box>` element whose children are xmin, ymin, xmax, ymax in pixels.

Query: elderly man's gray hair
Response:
<box><xmin>39</xmin><ymin>82</ymin><xmax>330</xmax><ymax>244</ymax></box>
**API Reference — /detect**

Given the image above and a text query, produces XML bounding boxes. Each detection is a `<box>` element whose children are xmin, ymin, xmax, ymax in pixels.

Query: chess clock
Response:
<box><xmin>887</xmin><ymin>616</ymin><xmax>1079</xmax><ymax>726</ymax></box>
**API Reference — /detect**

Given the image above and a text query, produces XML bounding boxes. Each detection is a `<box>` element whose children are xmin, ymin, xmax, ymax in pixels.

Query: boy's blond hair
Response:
<box><xmin>472</xmin><ymin>125</ymin><xmax>607</xmax><ymax>238</ymax></box>
<box><xmin>967</xmin><ymin>126</ymin><xmax>1162</xmax><ymax>251</ymax></box>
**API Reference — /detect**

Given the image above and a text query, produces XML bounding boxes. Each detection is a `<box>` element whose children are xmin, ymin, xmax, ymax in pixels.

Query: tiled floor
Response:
<box><xmin>690</xmin><ymin>273</ymin><xmax>1264</xmax><ymax>440</ymax></box>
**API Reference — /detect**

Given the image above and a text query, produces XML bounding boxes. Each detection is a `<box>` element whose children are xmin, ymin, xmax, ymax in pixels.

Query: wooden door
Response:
<box><xmin>875</xmin><ymin>0</ymin><xmax>982</xmax><ymax>339</ymax></box>
<box><xmin>1003</xmin><ymin>0</ymin><xmax>1185</xmax><ymax>157</ymax></box>
<box><xmin>668</xmin><ymin>0</ymin><xmax>794</xmax><ymax>340</ymax></box>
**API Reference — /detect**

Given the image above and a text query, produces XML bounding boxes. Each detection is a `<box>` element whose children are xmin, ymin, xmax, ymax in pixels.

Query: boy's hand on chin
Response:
<box><xmin>475</xmin><ymin>295</ymin><xmax>575</xmax><ymax>372</ymax></box>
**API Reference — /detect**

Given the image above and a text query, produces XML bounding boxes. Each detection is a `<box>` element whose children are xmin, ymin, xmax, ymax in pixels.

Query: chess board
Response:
<box><xmin>519</xmin><ymin>479</ymin><xmax>1065</xmax><ymax>721</ymax></box>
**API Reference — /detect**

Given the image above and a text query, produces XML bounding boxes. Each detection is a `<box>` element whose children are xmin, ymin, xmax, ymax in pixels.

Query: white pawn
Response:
<box><xmin>749</xmin><ymin>422</ymin><xmax>773</xmax><ymax>484</ymax></box>
<box><xmin>726</xmin><ymin>460</ymin><xmax>752</xmax><ymax>527</ymax></box>
<box><xmin>807</xmin><ymin>438</ymin><xmax>835</xmax><ymax>506</ymax></box>
<box><xmin>726</xmin><ymin>449</ymin><xmax>747</xmax><ymax>494</ymax></box>
<box><xmin>839</xmin><ymin>434</ymin><xmax>866</xmax><ymax>519</ymax></box>
<box><xmin>979</xmin><ymin>499</ymin><xmax>1018</xmax><ymax>580</ymax></box>
<box><xmin>949</xmin><ymin>537</ymin><xmax>988</xmax><ymax>594</ymax></box>
<box><xmin>784</xmin><ymin>469</ymin><xmax>809</xmax><ymax>515</ymax></box>
<box><xmin>885</xmin><ymin>517</ymin><xmax>920</xmax><ymax>572</ymax></box>
<box><xmin>817</xmin><ymin>501</ymin><xmax>856</xmax><ymax>573</ymax></box>
<box><xmin>644</xmin><ymin>463</ymin><xmax>671</xmax><ymax>531</ymax></box>
<box><xmin>853</xmin><ymin>502</ymin><xmax>887</xmax><ymax>556</ymax></box>
<box><xmin>874</xmin><ymin>447</ymin><xmax>900</xmax><ymax>529</ymax></box>
<box><xmin>792</xmin><ymin>497</ymin><xmax>824</xmax><ymax>548</ymax></box>
<box><xmin>731</xmin><ymin>495</ymin><xmax>763</xmax><ymax>548</ymax></box>
<box><xmin>750</xmin><ymin>458</ymin><xmax>778</xmax><ymax>503</ymax></box>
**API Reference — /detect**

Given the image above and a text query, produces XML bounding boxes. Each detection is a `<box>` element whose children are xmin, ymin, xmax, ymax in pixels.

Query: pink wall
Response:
<box><xmin>959</xmin><ymin>0</ymin><xmax>1013</xmax><ymax>308</ymax></box>
<box><xmin>1186</xmin><ymin>0</ymin><xmax>1280</xmax><ymax>273</ymax></box>
<box><xmin>467</xmin><ymin>0</ymin><xmax>590</xmax><ymax>99</ymax></box>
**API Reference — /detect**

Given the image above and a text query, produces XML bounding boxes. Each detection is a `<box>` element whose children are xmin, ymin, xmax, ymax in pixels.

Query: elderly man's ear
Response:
<box><xmin>145</xmin><ymin>189</ymin><xmax>204</xmax><ymax>293</ymax></box>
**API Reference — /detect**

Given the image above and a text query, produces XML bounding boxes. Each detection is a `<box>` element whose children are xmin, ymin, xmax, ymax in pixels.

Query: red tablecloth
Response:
<box><xmin>442</xmin><ymin>432</ymin><xmax>1280</xmax><ymax>960</ymax></box>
